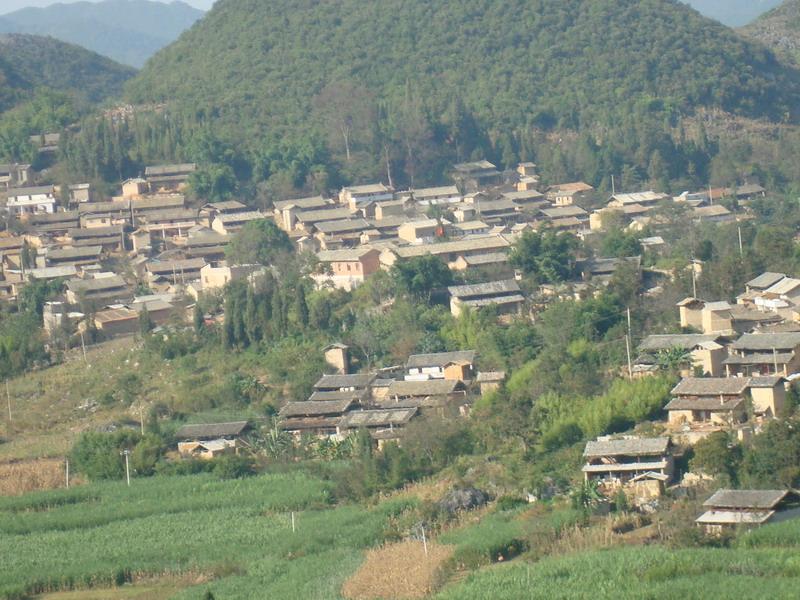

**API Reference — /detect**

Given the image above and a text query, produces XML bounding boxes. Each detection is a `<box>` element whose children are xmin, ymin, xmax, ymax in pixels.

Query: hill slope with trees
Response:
<box><xmin>123</xmin><ymin>0</ymin><xmax>800</xmax><ymax>191</ymax></box>
<box><xmin>741</xmin><ymin>0</ymin><xmax>800</xmax><ymax>63</ymax></box>
<box><xmin>0</xmin><ymin>34</ymin><xmax>136</xmax><ymax>114</ymax></box>
<box><xmin>0</xmin><ymin>0</ymin><xmax>204</xmax><ymax>68</ymax></box>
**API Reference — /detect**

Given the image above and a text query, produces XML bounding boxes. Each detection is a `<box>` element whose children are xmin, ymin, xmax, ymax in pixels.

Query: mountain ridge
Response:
<box><xmin>0</xmin><ymin>33</ymin><xmax>136</xmax><ymax>113</ymax></box>
<box><xmin>741</xmin><ymin>0</ymin><xmax>800</xmax><ymax>64</ymax></box>
<box><xmin>0</xmin><ymin>0</ymin><xmax>203</xmax><ymax>68</ymax></box>
<box><xmin>128</xmin><ymin>0</ymin><xmax>800</xmax><ymax>138</ymax></box>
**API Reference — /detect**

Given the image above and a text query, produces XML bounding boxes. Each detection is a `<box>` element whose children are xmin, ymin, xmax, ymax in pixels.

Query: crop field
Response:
<box><xmin>0</xmin><ymin>470</ymin><xmax>413</xmax><ymax>599</ymax></box>
<box><xmin>435</xmin><ymin>542</ymin><xmax>800</xmax><ymax>599</ymax></box>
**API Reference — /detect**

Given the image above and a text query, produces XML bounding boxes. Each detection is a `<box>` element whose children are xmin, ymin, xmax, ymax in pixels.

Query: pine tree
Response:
<box><xmin>138</xmin><ymin>306</ymin><xmax>153</xmax><ymax>336</ymax></box>
<box><xmin>193</xmin><ymin>303</ymin><xmax>204</xmax><ymax>335</ymax></box>
<box><xmin>294</xmin><ymin>284</ymin><xmax>309</xmax><ymax>329</ymax></box>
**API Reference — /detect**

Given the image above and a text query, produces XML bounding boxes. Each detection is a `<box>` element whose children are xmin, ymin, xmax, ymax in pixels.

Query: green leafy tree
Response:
<box><xmin>691</xmin><ymin>431</ymin><xmax>741</xmax><ymax>484</ymax></box>
<box><xmin>655</xmin><ymin>347</ymin><xmax>693</xmax><ymax>373</ymax></box>
<box><xmin>69</xmin><ymin>430</ymin><xmax>142</xmax><ymax>480</ymax></box>
<box><xmin>225</xmin><ymin>219</ymin><xmax>293</xmax><ymax>267</ymax></box>
<box><xmin>509</xmin><ymin>230</ymin><xmax>578</xmax><ymax>284</ymax></box>
<box><xmin>138</xmin><ymin>306</ymin><xmax>154</xmax><ymax>336</ymax></box>
<box><xmin>392</xmin><ymin>255</ymin><xmax>453</xmax><ymax>301</ymax></box>
<box><xmin>188</xmin><ymin>163</ymin><xmax>237</xmax><ymax>201</ymax></box>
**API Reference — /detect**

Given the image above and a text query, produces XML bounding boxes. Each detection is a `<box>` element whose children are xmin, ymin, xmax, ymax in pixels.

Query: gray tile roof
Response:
<box><xmin>407</xmin><ymin>350</ymin><xmax>476</xmax><ymax>369</ymax></box>
<box><xmin>671</xmin><ymin>377</ymin><xmax>751</xmax><ymax>397</ymax></box>
<box><xmin>145</xmin><ymin>163</ymin><xmax>196</xmax><ymax>177</ymax></box>
<box><xmin>314</xmin><ymin>373</ymin><xmax>375</xmax><ymax>390</ymax></box>
<box><xmin>748</xmin><ymin>376</ymin><xmax>785</xmax><ymax>388</ymax></box>
<box><xmin>315</xmin><ymin>218</ymin><xmax>371</xmax><ymax>234</ymax></box>
<box><xmin>174</xmin><ymin>421</ymin><xmax>248</xmax><ymax>440</ymax></box>
<box><xmin>339</xmin><ymin>408</ymin><xmax>418</xmax><ymax>429</ymax></box>
<box><xmin>273</xmin><ymin>196</ymin><xmax>329</xmax><ymax>212</ymax></box>
<box><xmin>583</xmin><ymin>437</ymin><xmax>670</xmax><ymax>458</ymax></box>
<box><xmin>66</xmin><ymin>275</ymin><xmax>127</xmax><ymax>293</ymax></box>
<box><xmin>703</xmin><ymin>489</ymin><xmax>792</xmax><ymax>510</ymax></box>
<box><xmin>665</xmin><ymin>395</ymin><xmax>745</xmax><ymax>411</ymax></box>
<box><xmin>146</xmin><ymin>258</ymin><xmax>206</xmax><ymax>274</ymax></box>
<box><xmin>279</xmin><ymin>400</ymin><xmax>354</xmax><ymax>418</ymax></box>
<box><xmin>747</xmin><ymin>272</ymin><xmax>786</xmax><ymax>290</ymax></box>
<box><xmin>68</xmin><ymin>226</ymin><xmax>125</xmax><ymax>239</ymax></box>
<box><xmin>386</xmin><ymin>379</ymin><xmax>464</xmax><ymax>397</ymax></box>
<box><xmin>47</xmin><ymin>246</ymin><xmax>103</xmax><ymax>261</ymax></box>
<box><xmin>307</xmin><ymin>389</ymin><xmax>368</xmax><ymax>402</ymax></box>
<box><xmin>731</xmin><ymin>333</ymin><xmax>800</xmax><ymax>352</ymax></box>
<box><xmin>639</xmin><ymin>334</ymin><xmax>721</xmax><ymax>352</ymax></box>
<box><xmin>448</xmin><ymin>280</ymin><xmax>520</xmax><ymax>299</ymax></box>
<box><xmin>723</xmin><ymin>353</ymin><xmax>794</xmax><ymax>365</ymax></box>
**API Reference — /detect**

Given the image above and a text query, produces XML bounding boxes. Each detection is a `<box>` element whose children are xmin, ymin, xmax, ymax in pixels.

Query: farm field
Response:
<box><xmin>435</xmin><ymin>542</ymin><xmax>800</xmax><ymax>599</ymax></box>
<box><xmin>0</xmin><ymin>470</ymin><xmax>411</xmax><ymax>599</ymax></box>
<box><xmin>5</xmin><ymin>468</ymin><xmax>800</xmax><ymax>600</ymax></box>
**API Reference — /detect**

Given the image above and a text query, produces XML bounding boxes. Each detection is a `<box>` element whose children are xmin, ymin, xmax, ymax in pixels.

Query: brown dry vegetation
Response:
<box><xmin>0</xmin><ymin>459</ymin><xmax>80</xmax><ymax>496</ymax></box>
<box><xmin>342</xmin><ymin>541</ymin><xmax>453</xmax><ymax>600</ymax></box>
<box><xmin>35</xmin><ymin>573</ymin><xmax>201</xmax><ymax>600</ymax></box>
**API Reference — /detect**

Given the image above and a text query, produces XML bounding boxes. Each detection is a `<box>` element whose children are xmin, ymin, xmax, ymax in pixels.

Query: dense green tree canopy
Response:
<box><xmin>509</xmin><ymin>230</ymin><xmax>579</xmax><ymax>284</ymax></box>
<box><xmin>225</xmin><ymin>219</ymin><xmax>293</xmax><ymax>267</ymax></box>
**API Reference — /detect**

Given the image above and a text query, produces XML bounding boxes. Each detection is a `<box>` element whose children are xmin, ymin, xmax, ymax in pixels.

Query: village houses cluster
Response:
<box><xmin>0</xmin><ymin>153</ymin><xmax>787</xmax><ymax>532</ymax></box>
<box><xmin>585</xmin><ymin>270</ymin><xmax>800</xmax><ymax>531</ymax></box>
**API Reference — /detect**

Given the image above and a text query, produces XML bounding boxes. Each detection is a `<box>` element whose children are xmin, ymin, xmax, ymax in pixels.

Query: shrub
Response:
<box><xmin>212</xmin><ymin>455</ymin><xmax>256</xmax><ymax>479</ymax></box>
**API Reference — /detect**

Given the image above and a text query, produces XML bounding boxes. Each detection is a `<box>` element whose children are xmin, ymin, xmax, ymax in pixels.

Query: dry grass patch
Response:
<box><xmin>342</xmin><ymin>540</ymin><xmax>453</xmax><ymax>599</ymax></box>
<box><xmin>35</xmin><ymin>573</ymin><xmax>200</xmax><ymax>600</ymax></box>
<box><xmin>0</xmin><ymin>459</ymin><xmax>79</xmax><ymax>496</ymax></box>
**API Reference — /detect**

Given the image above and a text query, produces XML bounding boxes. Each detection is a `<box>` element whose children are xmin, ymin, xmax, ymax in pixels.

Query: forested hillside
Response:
<box><xmin>0</xmin><ymin>0</ymin><xmax>204</xmax><ymax>68</ymax></box>
<box><xmin>741</xmin><ymin>0</ymin><xmax>800</xmax><ymax>64</ymax></box>
<box><xmin>121</xmin><ymin>0</ymin><xmax>800</xmax><ymax>194</ymax></box>
<box><xmin>0</xmin><ymin>34</ymin><xmax>135</xmax><ymax>113</ymax></box>
<box><xmin>683</xmin><ymin>0</ymin><xmax>781</xmax><ymax>26</ymax></box>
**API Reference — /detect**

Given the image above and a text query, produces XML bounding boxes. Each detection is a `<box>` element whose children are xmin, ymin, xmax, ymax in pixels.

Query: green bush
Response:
<box><xmin>212</xmin><ymin>455</ymin><xmax>256</xmax><ymax>480</ymax></box>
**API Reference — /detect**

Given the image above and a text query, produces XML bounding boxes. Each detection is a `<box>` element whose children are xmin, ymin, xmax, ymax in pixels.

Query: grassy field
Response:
<box><xmin>0</xmin><ymin>470</ymin><xmax>412</xmax><ymax>600</ymax></box>
<box><xmin>435</xmin><ymin>541</ymin><xmax>800</xmax><ymax>599</ymax></box>
<box><xmin>0</xmin><ymin>336</ymin><xmax>267</xmax><ymax>465</ymax></box>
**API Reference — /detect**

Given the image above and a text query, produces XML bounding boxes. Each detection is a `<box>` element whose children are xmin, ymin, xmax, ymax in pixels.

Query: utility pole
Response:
<box><xmin>291</xmin><ymin>511</ymin><xmax>296</xmax><ymax>533</ymax></box>
<box><xmin>611</xmin><ymin>174</ymin><xmax>616</xmax><ymax>197</ymax></box>
<box><xmin>738</xmin><ymin>226</ymin><xmax>744</xmax><ymax>258</ymax></box>
<box><xmin>774</xmin><ymin>348</ymin><xmax>779</xmax><ymax>375</ymax></box>
<box><xmin>140</xmin><ymin>407</ymin><xmax>145</xmax><ymax>435</ymax></box>
<box><xmin>80</xmin><ymin>331</ymin><xmax>88</xmax><ymax>365</ymax></box>
<box><xmin>625</xmin><ymin>335</ymin><xmax>633</xmax><ymax>379</ymax></box>
<box><xmin>691</xmin><ymin>262</ymin><xmax>698</xmax><ymax>299</ymax></box>
<box><xmin>626</xmin><ymin>307</ymin><xmax>632</xmax><ymax>340</ymax></box>
<box><xmin>65</xmin><ymin>458</ymin><xmax>70</xmax><ymax>489</ymax></box>
<box><xmin>5</xmin><ymin>380</ymin><xmax>11</xmax><ymax>425</ymax></box>
<box><xmin>421</xmin><ymin>524</ymin><xmax>428</xmax><ymax>557</ymax></box>
<box><xmin>121</xmin><ymin>449</ymin><xmax>131</xmax><ymax>486</ymax></box>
